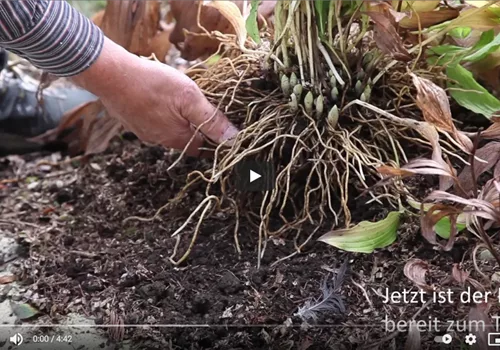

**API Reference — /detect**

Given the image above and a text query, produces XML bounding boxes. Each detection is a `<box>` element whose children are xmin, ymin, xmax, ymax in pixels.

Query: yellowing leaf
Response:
<box><xmin>465</xmin><ymin>1</ymin><xmax>497</xmax><ymax>7</ymax></box>
<box><xmin>318</xmin><ymin>212</ymin><xmax>400</xmax><ymax>253</ymax></box>
<box><xmin>394</xmin><ymin>0</ymin><xmax>440</xmax><ymax>12</ymax></box>
<box><xmin>399</xmin><ymin>9</ymin><xmax>459</xmax><ymax>30</ymax></box>
<box><xmin>204</xmin><ymin>0</ymin><xmax>247</xmax><ymax>49</ymax></box>
<box><xmin>448</xmin><ymin>7</ymin><xmax>500</xmax><ymax>31</ymax></box>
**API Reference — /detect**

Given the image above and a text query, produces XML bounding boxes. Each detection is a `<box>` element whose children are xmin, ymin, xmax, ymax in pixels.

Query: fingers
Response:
<box><xmin>178</xmin><ymin>129</ymin><xmax>206</xmax><ymax>157</ymax></box>
<box><xmin>182</xmin><ymin>85</ymin><xmax>239</xmax><ymax>145</ymax></box>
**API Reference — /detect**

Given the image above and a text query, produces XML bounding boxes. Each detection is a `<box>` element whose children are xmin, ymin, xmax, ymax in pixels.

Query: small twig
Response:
<box><xmin>69</xmin><ymin>250</ymin><xmax>98</xmax><ymax>258</ymax></box>
<box><xmin>351</xmin><ymin>280</ymin><xmax>373</xmax><ymax>308</ymax></box>
<box><xmin>472</xmin><ymin>243</ymin><xmax>491</xmax><ymax>283</ymax></box>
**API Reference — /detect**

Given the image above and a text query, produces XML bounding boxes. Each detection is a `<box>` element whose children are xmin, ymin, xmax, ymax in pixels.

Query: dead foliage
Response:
<box><xmin>403</xmin><ymin>259</ymin><xmax>431</xmax><ymax>291</ymax></box>
<box><xmin>169</xmin><ymin>0</ymin><xmax>275</xmax><ymax>61</ymax></box>
<box><xmin>365</xmin><ymin>4</ymin><xmax>411</xmax><ymax>61</ymax></box>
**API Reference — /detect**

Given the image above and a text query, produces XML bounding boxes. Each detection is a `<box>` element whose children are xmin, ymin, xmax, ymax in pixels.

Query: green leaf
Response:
<box><xmin>11</xmin><ymin>302</ymin><xmax>40</xmax><ymax>320</ymax></box>
<box><xmin>448</xmin><ymin>27</ymin><xmax>472</xmax><ymax>39</ymax></box>
<box><xmin>447</xmin><ymin>64</ymin><xmax>500</xmax><ymax>119</ymax></box>
<box><xmin>318</xmin><ymin>211</ymin><xmax>400</xmax><ymax>253</ymax></box>
<box><xmin>434</xmin><ymin>218</ymin><xmax>466</xmax><ymax>239</ymax></box>
<box><xmin>314</xmin><ymin>0</ymin><xmax>330</xmax><ymax>39</ymax></box>
<box><xmin>429</xmin><ymin>45</ymin><xmax>465</xmax><ymax>56</ymax></box>
<box><xmin>464</xmin><ymin>30</ymin><xmax>500</xmax><ymax>62</ymax></box>
<box><xmin>406</xmin><ymin>199</ymin><xmax>466</xmax><ymax>239</ymax></box>
<box><xmin>472</xmin><ymin>29</ymin><xmax>495</xmax><ymax>50</ymax></box>
<box><xmin>427</xmin><ymin>45</ymin><xmax>467</xmax><ymax>66</ymax></box>
<box><xmin>246</xmin><ymin>0</ymin><xmax>260</xmax><ymax>44</ymax></box>
<box><xmin>206</xmin><ymin>54</ymin><xmax>221</xmax><ymax>66</ymax></box>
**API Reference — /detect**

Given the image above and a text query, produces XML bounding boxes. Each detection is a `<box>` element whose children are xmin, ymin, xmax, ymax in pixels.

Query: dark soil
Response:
<box><xmin>1</xmin><ymin>139</ymin><xmax>498</xmax><ymax>350</ymax></box>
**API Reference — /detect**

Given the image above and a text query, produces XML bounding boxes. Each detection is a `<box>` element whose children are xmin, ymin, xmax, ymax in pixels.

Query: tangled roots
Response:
<box><xmin>149</xmin><ymin>48</ymin><xmax>443</xmax><ymax>267</ymax></box>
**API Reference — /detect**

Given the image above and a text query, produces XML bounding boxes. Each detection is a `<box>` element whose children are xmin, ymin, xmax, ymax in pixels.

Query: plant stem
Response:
<box><xmin>318</xmin><ymin>41</ymin><xmax>345</xmax><ymax>87</ymax></box>
<box><xmin>327</xmin><ymin>0</ymin><xmax>335</xmax><ymax>47</ymax></box>
<box><xmin>306</xmin><ymin>0</ymin><xmax>315</xmax><ymax>86</ymax></box>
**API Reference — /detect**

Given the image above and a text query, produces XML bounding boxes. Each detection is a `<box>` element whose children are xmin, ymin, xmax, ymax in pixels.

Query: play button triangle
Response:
<box><xmin>249</xmin><ymin>170</ymin><xmax>261</xmax><ymax>183</ymax></box>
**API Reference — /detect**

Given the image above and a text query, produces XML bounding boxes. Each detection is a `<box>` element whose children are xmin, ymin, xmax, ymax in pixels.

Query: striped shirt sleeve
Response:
<box><xmin>0</xmin><ymin>0</ymin><xmax>104</xmax><ymax>77</ymax></box>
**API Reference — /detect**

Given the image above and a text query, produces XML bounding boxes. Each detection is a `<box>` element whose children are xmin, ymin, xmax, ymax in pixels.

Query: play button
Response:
<box><xmin>249</xmin><ymin>170</ymin><xmax>261</xmax><ymax>183</ymax></box>
<box><xmin>234</xmin><ymin>159</ymin><xmax>275</xmax><ymax>192</ymax></box>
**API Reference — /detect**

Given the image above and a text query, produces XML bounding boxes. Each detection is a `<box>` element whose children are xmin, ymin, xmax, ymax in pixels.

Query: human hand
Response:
<box><xmin>71</xmin><ymin>38</ymin><xmax>238</xmax><ymax>156</ymax></box>
<box><xmin>102</xmin><ymin>57</ymin><xmax>238</xmax><ymax>156</ymax></box>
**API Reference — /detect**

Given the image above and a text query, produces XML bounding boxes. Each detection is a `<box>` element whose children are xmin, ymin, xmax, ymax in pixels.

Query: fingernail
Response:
<box><xmin>221</xmin><ymin>124</ymin><xmax>239</xmax><ymax>146</ymax></box>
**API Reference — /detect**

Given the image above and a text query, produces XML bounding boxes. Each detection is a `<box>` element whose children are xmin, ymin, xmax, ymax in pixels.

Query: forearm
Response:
<box><xmin>69</xmin><ymin>36</ymin><xmax>138</xmax><ymax>98</ymax></box>
<box><xmin>0</xmin><ymin>0</ymin><xmax>103</xmax><ymax>77</ymax></box>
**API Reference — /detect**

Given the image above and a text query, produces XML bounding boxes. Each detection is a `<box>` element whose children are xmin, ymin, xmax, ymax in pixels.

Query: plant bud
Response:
<box><xmin>362</xmin><ymin>51</ymin><xmax>374</xmax><ymax>66</ymax></box>
<box><xmin>315</xmin><ymin>95</ymin><xmax>324</xmax><ymax>116</ymax></box>
<box><xmin>363</xmin><ymin>85</ymin><xmax>372</xmax><ymax>101</ymax></box>
<box><xmin>330</xmin><ymin>75</ymin><xmax>337</xmax><ymax>88</ymax></box>
<box><xmin>360</xmin><ymin>92</ymin><xmax>367</xmax><ymax>102</ymax></box>
<box><xmin>356</xmin><ymin>69</ymin><xmax>365</xmax><ymax>81</ymax></box>
<box><xmin>281</xmin><ymin>74</ymin><xmax>291</xmax><ymax>95</ymax></box>
<box><xmin>304</xmin><ymin>91</ymin><xmax>314</xmax><ymax>114</ymax></box>
<box><xmin>290</xmin><ymin>72</ymin><xmax>298</xmax><ymax>87</ymax></box>
<box><xmin>355</xmin><ymin>80</ymin><xmax>363</xmax><ymax>95</ymax></box>
<box><xmin>289</xmin><ymin>93</ymin><xmax>298</xmax><ymax>112</ymax></box>
<box><xmin>331</xmin><ymin>86</ymin><xmax>339</xmax><ymax>102</ymax></box>
<box><xmin>328</xmin><ymin>105</ymin><xmax>339</xmax><ymax>128</ymax></box>
<box><xmin>293</xmin><ymin>84</ymin><xmax>303</xmax><ymax>97</ymax></box>
<box><xmin>328</xmin><ymin>70</ymin><xmax>333</xmax><ymax>77</ymax></box>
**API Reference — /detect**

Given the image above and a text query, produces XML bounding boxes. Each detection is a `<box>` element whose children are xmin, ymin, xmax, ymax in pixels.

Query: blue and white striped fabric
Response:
<box><xmin>0</xmin><ymin>0</ymin><xmax>104</xmax><ymax>77</ymax></box>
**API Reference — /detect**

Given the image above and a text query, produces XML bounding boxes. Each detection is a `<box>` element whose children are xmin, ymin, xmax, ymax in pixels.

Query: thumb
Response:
<box><xmin>182</xmin><ymin>86</ymin><xmax>239</xmax><ymax>145</ymax></box>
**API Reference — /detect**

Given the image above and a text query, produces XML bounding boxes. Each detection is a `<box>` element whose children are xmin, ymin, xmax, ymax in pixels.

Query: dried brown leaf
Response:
<box><xmin>85</xmin><ymin>112</ymin><xmax>123</xmax><ymax>156</ymax></box>
<box><xmin>169</xmin><ymin>1</ymin><xmax>274</xmax><ymax>61</ymax></box>
<box><xmin>99</xmin><ymin>0</ymin><xmax>160</xmax><ymax>55</ymax></box>
<box><xmin>376</xmin><ymin>165</ymin><xmax>415</xmax><ymax>177</ymax></box>
<box><xmin>148</xmin><ymin>27</ymin><xmax>173</xmax><ymax>63</ymax></box>
<box><xmin>367</xmin><ymin>11</ymin><xmax>412</xmax><ymax>61</ymax></box>
<box><xmin>365</xmin><ymin>1</ymin><xmax>407</xmax><ymax>22</ymax></box>
<box><xmin>204</xmin><ymin>1</ymin><xmax>247</xmax><ymax>48</ymax></box>
<box><xmin>420</xmin><ymin>203</ymin><xmax>462</xmax><ymax>249</ymax></box>
<box><xmin>403</xmin><ymin>259</ymin><xmax>432</xmax><ymax>290</ymax></box>
<box><xmin>411</xmin><ymin>73</ymin><xmax>473</xmax><ymax>153</ymax></box>
<box><xmin>399</xmin><ymin>9</ymin><xmax>459</xmax><ymax>29</ymax></box>
<box><xmin>397</xmin><ymin>0</ymin><xmax>441</xmax><ymax>12</ymax></box>
<box><xmin>91</xmin><ymin>9</ymin><xmax>105</xmax><ymax>27</ymax></box>
<box><xmin>0</xmin><ymin>274</ymin><xmax>16</xmax><ymax>284</ymax></box>
<box><xmin>426</xmin><ymin>190</ymin><xmax>500</xmax><ymax>222</ymax></box>
<box><xmin>32</xmin><ymin>100</ymin><xmax>111</xmax><ymax>156</ymax></box>
<box><xmin>412</xmin><ymin>121</ymin><xmax>456</xmax><ymax>191</ymax></box>
<box><xmin>452</xmin><ymin>6</ymin><xmax>500</xmax><ymax>31</ymax></box>
<box><xmin>402</xmin><ymin>159</ymin><xmax>456</xmax><ymax>177</ymax></box>
<box><xmin>481</xmin><ymin>122</ymin><xmax>500</xmax><ymax>139</ymax></box>
<box><xmin>451</xmin><ymin>264</ymin><xmax>469</xmax><ymax>285</ymax></box>
<box><xmin>457</xmin><ymin>142</ymin><xmax>500</xmax><ymax>193</ymax></box>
